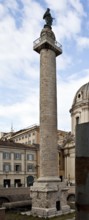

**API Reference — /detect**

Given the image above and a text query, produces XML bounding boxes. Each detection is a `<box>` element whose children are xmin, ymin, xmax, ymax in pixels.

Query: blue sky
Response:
<box><xmin>0</xmin><ymin>0</ymin><xmax>89</xmax><ymax>132</ymax></box>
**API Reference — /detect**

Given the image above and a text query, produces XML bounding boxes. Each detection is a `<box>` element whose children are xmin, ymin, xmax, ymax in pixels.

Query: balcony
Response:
<box><xmin>33</xmin><ymin>36</ymin><xmax>62</xmax><ymax>56</ymax></box>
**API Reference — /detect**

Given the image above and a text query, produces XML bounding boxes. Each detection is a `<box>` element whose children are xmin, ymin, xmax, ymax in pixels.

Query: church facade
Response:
<box><xmin>63</xmin><ymin>82</ymin><xmax>89</xmax><ymax>184</ymax></box>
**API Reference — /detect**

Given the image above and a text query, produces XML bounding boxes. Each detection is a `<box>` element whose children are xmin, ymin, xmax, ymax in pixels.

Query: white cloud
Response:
<box><xmin>4</xmin><ymin>0</ymin><xmax>19</xmax><ymax>11</ymax></box>
<box><xmin>45</xmin><ymin>0</ymin><xmax>85</xmax><ymax>16</ymax></box>
<box><xmin>77</xmin><ymin>36</ymin><xmax>89</xmax><ymax>48</ymax></box>
<box><xmin>57</xmin><ymin>53</ymin><xmax>72</xmax><ymax>71</ymax></box>
<box><xmin>65</xmin><ymin>11</ymin><xmax>81</xmax><ymax>34</ymax></box>
<box><xmin>44</xmin><ymin>0</ymin><xmax>68</xmax><ymax>12</ymax></box>
<box><xmin>0</xmin><ymin>90</ymin><xmax>39</xmax><ymax>132</ymax></box>
<box><xmin>57</xmin><ymin>70</ymin><xmax>89</xmax><ymax>131</ymax></box>
<box><xmin>69</xmin><ymin>0</ymin><xmax>85</xmax><ymax>16</ymax></box>
<box><xmin>0</xmin><ymin>1</ymin><xmax>41</xmax><ymax>88</ymax></box>
<box><xmin>0</xmin><ymin>3</ymin><xmax>6</xmax><ymax>18</ymax></box>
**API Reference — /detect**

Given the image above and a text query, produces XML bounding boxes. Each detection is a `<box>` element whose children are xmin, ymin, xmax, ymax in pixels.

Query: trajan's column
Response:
<box><xmin>31</xmin><ymin>9</ymin><xmax>70</xmax><ymax>217</ymax></box>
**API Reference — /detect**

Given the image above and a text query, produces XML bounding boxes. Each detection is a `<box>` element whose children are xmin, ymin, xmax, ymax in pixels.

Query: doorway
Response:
<box><xmin>14</xmin><ymin>179</ymin><xmax>22</xmax><ymax>187</ymax></box>
<box><xmin>3</xmin><ymin>179</ymin><xmax>11</xmax><ymax>187</ymax></box>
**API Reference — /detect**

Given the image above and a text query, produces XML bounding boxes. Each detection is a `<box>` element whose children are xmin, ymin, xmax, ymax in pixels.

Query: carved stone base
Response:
<box><xmin>30</xmin><ymin>180</ymin><xmax>70</xmax><ymax>218</ymax></box>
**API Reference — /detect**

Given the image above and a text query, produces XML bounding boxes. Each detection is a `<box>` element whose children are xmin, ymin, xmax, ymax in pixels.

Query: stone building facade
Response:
<box><xmin>0</xmin><ymin>140</ymin><xmax>39</xmax><ymax>187</ymax></box>
<box><xmin>0</xmin><ymin>126</ymin><xmax>73</xmax><ymax>184</ymax></box>
<box><xmin>1</xmin><ymin>125</ymin><xmax>68</xmax><ymax>180</ymax></box>
<box><xmin>1</xmin><ymin>125</ymin><xmax>40</xmax><ymax>145</ymax></box>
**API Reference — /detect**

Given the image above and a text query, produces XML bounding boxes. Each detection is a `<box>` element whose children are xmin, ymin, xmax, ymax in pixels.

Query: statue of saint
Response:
<box><xmin>43</xmin><ymin>8</ymin><xmax>53</xmax><ymax>27</ymax></box>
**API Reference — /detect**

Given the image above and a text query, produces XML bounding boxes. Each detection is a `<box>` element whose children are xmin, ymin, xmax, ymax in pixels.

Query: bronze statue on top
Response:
<box><xmin>43</xmin><ymin>8</ymin><xmax>54</xmax><ymax>28</ymax></box>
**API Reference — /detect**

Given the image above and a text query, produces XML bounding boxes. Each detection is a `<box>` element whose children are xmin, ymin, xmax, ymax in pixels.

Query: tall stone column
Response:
<box><xmin>31</xmin><ymin>11</ymin><xmax>70</xmax><ymax>217</ymax></box>
<box><xmin>39</xmin><ymin>26</ymin><xmax>61</xmax><ymax>181</ymax></box>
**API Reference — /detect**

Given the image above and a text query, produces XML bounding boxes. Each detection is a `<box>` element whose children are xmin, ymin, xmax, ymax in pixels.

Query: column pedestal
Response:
<box><xmin>30</xmin><ymin>180</ymin><xmax>70</xmax><ymax>218</ymax></box>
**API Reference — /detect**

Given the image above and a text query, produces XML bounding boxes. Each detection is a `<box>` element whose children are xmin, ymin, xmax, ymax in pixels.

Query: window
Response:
<box><xmin>33</xmin><ymin>132</ymin><xmax>35</xmax><ymax>135</ymax></box>
<box><xmin>16</xmin><ymin>138</ymin><xmax>18</xmax><ymax>141</ymax></box>
<box><xmin>3</xmin><ymin>163</ymin><xmax>11</xmax><ymax>172</ymax></box>
<box><xmin>22</xmin><ymin>136</ymin><xmax>24</xmax><ymax>139</ymax></box>
<box><xmin>77</xmin><ymin>92</ymin><xmax>82</xmax><ymax>102</ymax></box>
<box><xmin>28</xmin><ymin>141</ymin><xmax>31</xmax><ymax>144</ymax></box>
<box><xmin>29</xmin><ymin>134</ymin><xmax>31</xmax><ymax>137</ymax></box>
<box><xmin>27</xmin><ymin>154</ymin><xmax>34</xmax><ymax>161</ymax></box>
<box><xmin>14</xmin><ymin>179</ymin><xmax>21</xmax><ymax>187</ymax></box>
<box><xmin>3</xmin><ymin>179</ymin><xmax>11</xmax><ymax>187</ymax></box>
<box><xmin>14</xmin><ymin>164</ymin><xmax>21</xmax><ymax>172</ymax></box>
<box><xmin>14</xmin><ymin>153</ymin><xmax>21</xmax><ymax>160</ymax></box>
<box><xmin>76</xmin><ymin>116</ymin><xmax>79</xmax><ymax>125</ymax></box>
<box><xmin>27</xmin><ymin>164</ymin><xmax>34</xmax><ymax>172</ymax></box>
<box><xmin>25</xmin><ymin>135</ymin><xmax>27</xmax><ymax>138</ymax></box>
<box><xmin>3</xmin><ymin>152</ymin><xmax>11</xmax><ymax>160</ymax></box>
<box><xmin>78</xmin><ymin>93</ymin><xmax>81</xmax><ymax>98</ymax></box>
<box><xmin>56</xmin><ymin>201</ymin><xmax>60</xmax><ymax>211</ymax></box>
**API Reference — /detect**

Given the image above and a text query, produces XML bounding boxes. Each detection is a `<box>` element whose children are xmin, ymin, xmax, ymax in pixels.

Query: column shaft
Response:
<box><xmin>40</xmin><ymin>48</ymin><xmax>58</xmax><ymax>177</ymax></box>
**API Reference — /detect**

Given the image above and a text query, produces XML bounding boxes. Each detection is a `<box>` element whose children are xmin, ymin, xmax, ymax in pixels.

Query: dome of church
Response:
<box><xmin>70</xmin><ymin>82</ymin><xmax>89</xmax><ymax>135</ymax></box>
<box><xmin>70</xmin><ymin>82</ymin><xmax>89</xmax><ymax>112</ymax></box>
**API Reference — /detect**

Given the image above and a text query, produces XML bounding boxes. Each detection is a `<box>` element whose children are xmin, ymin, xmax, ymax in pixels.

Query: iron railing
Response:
<box><xmin>33</xmin><ymin>37</ymin><xmax>62</xmax><ymax>50</ymax></box>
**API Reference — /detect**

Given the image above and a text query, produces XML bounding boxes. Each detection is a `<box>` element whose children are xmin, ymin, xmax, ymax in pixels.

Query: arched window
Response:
<box><xmin>76</xmin><ymin>116</ymin><xmax>79</xmax><ymax>125</ymax></box>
